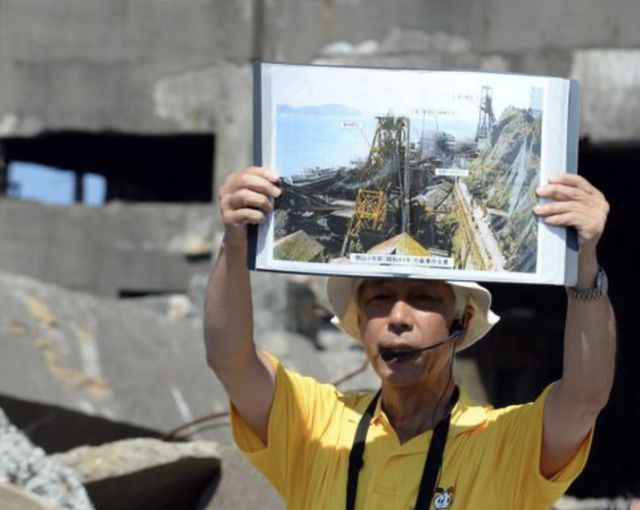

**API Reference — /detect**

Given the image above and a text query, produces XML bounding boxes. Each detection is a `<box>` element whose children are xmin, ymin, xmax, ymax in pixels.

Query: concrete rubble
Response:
<box><xmin>554</xmin><ymin>497</ymin><xmax>640</xmax><ymax>510</ymax></box>
<box><xmin>52</xmin><ymin>439</ymin><xmax>222</xmax><ymax>510</ymax></box>
<box><xmin>1</xmin><ymin>402</ymin><xmax>284</xmax><ymax>510</ymax></box>
<box><xmin>0</xmin><ymin>408</ymin><xmax>94</xmax><ymax>510</ymax></box>
<box><xmin>0</xmin><ymin>266</ymin><xmax>375</xmax><ymax>508</ymax></box>
<box><xmin>0</xmin><ymin>267</ymin><xmax>636</xmax><ymax>508</ymax></box>
<box><xmin>0</xmin><ymin>269</ymin><xmax>230</xmax><ymax>443</ymax></box>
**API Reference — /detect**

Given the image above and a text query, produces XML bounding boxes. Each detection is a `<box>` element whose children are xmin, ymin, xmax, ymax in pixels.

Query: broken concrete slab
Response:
<box><xmin>0</xmin><ymin>270</ymin><xmax>232</xmax><ymax>444</ymax></box>
<box><xmin>53</xmin><ymin>439</ymin><xmax>221</xmax><ymax>510</ymax></box>
<box><xmin>2</xmin><ymin>398</ymin><xmax>283</xmax><ymax>510</ymax></box>
<box><xmin>0</xmin><ymin>483</ymin><xmax>55</xmax><ymax>510</ymax></box>
<box><xmin>0</xmin><ymin>408</ymin><xmax>94</xmax><ymax>510</ymax></box>
<box><xmin>0</xmin><ymin>269</ymin><xmax>368</xmax><ymax>447</ymax></box>
<box><xmin>0</xmin><ymin>394</ymin><xmax>160</xmax><ymax>454</ymax></box>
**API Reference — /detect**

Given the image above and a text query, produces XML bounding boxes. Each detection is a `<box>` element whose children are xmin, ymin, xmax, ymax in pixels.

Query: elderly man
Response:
<box><xmin>205</xmin><ymin>167</ymin><xmax>615</xmax><ymax>510</ymax></box>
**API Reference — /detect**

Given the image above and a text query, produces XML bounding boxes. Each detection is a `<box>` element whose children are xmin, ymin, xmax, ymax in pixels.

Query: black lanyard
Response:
<box><xmin>346</xmin><ymin>386</ymin><xmax>460</xmax><ymax>510</ymax></box>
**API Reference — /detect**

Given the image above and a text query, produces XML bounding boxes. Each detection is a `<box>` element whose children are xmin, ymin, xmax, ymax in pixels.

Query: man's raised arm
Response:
<box><xmin>534</xmin><ymin>173</ymin><xmax>616</xmax><ymax>478</ymax></box>
<box><xmin>204</xmin><ymin>167</ymin><xmax>282</xmax><ymax>444</ymax></box>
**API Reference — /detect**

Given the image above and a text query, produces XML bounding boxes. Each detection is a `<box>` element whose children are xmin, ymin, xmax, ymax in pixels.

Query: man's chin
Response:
<box><xmin>375</xmin><ymin>359</ymin><xmax>426</xmax><ymax>387</ymax></box>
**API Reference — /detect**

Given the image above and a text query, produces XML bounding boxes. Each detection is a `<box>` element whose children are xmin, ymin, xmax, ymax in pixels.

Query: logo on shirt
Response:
<box><xmin>432</xmin><ymin>486</ymin><xmax>455</xmax><ymax>509</ymax></box>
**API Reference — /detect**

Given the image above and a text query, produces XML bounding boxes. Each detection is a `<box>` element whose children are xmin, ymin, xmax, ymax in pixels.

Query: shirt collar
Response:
<box><xmin>370</xmin><ymin>387</ymin><xmax>488</xmax><ymax>437</ymax></box>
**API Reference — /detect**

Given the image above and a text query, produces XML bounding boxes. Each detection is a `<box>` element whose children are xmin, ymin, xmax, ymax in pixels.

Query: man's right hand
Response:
<box><xmin>218</xmin><ymin>167</ymin><xmax>281</xmax><ymax>248</ymax></box>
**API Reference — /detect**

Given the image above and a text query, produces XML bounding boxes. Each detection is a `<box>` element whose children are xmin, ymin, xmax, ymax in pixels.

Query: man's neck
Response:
<box><xmin>381</xmin><ymin>378</ymin><xmax>455</xmax><ymax>444</ymax></box>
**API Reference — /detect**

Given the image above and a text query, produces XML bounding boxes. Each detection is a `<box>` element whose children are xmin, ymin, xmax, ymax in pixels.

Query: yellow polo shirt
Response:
<box><xmin>231</xmin><ymin>354</ymin><xmax>593</xmax><ymax>510</ymax></box>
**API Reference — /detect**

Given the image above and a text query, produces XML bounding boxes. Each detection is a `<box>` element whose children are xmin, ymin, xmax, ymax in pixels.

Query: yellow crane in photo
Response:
<box><xmin>341</xmin><ymin>116</ymin><xmax>410</xmax><ymax>256</ymax></box>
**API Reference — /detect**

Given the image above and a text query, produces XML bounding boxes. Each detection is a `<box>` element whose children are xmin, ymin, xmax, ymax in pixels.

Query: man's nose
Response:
<box><xmin>388</xmin><ymin>299</ymin><xmax>414</xmax><ymax>333</ymax></box>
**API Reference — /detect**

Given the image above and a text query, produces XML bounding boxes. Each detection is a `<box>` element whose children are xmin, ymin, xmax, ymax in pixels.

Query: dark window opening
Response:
<box><xmin>118</xmin><ymin>290</ymin><xmax>184</xmax><ymax>299</ymax></box>
<box><xmin>0</xmin><ymin>131</ymin><xmax>214</xmax><ymax>203</ymax></box>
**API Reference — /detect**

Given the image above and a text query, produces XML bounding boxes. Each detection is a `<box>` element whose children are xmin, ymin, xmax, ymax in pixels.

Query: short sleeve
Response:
<box><xmin>486</xmin><ymin>384</ymin><xmax>594</xmax><ymax>510</ymax></box>
<box><xmin>230</xmin><ymin>352</ymin><xmax>340</xmax><ymax>499</ymax></box>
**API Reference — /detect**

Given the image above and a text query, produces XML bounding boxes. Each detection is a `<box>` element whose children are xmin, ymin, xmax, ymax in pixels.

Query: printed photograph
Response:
<box><xmin>268</xmin><ymin>66</ymin><xmax>544</xmax><ymax>273</ymax></box>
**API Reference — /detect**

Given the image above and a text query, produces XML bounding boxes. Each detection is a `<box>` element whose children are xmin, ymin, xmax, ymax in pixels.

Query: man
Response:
<box><xmin>205</xmin><ymin>167</ymin><xmax>615</xmax><ymax>509</ymax></box>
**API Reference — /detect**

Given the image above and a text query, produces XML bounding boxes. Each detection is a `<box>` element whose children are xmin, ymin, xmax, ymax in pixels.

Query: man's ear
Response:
<box><xmin>461</xmin><ymin>305</ymin><xmax>474</xmax><ymax>332</ymax></box>
<box><xmin>357</xmin><ymin>310</ymin><xmax>364</xmax><ymax>338</ymax></box>
<box><xmin>452</xmin><ymin>306</ymin><xmax>474</xmax><ymax>347</ymax></box>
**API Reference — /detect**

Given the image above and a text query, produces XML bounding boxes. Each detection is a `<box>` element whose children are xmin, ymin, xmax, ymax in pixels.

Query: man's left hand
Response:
<box><xmin>534</xmin><ymin>173</ymin><xmax>609</xmax><ymax>285</ymax></box>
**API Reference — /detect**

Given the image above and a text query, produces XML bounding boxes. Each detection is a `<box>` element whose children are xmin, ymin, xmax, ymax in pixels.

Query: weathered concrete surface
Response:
<box><xmin>1</xmin><ymin>0</ymin><xmax>638</xmax><ymax>134</ymax></box>
<box><xmin>3</xmin><ymin>0</ymin><xmax>638</xmax><ymax>136</ymax></box>
<box><xmin>154</xmin><ymin>61</ymin><xmax>254</xmax><ymax>182</ymax></box>
<box><xmin>0</xmin><ymin>270</ymin><xmax>231</xmax><ymax>443</ymax></box>
<box><xmin>1</xmin><ymin>0</ymin><xmax>640</xmax><ymax>195</ymax></box>
<box><xmin>0</xmin><ymin>394</ymin><xmax>160</xmax><ymax>454</ymax></box>
<box><xmin>570</xmin><ymin>50</ymin><xmax>640</xmax><ymax>143</ymax></box>
<box><xmin>553</xmin><ymin>496</ymin><xmax>640</xmax><ymax>509</ymax></box>
<box><xmin>313</xmin><ymin>29</ymin><xmax>510</xmax><ymax>73</ymax></box>
<box><xmin>52</xmin><ymin>438</ymin><xmax>221</xmax><ymax>510</ymax></box>
<box><xmin>264</xmin><ymin>0</ymin><xmax>640</xmax><ymax>63</ymax></box>
<box><xmin>0</xmin><ymin>266</ymin><xmax>332</xmax><ymax>510</ymax></box>
<box><xmin>0</xmin><ymin>268</ymin><xmax>376</xmax><ymax>443</ymax></box>
<box><xmin>0</xmin><ymin>408</ymin><xmax>94</xmax><ymax>510</ymax></box>
<box><xmin>0</xmin><ymin>0</ymin><xmax>253</xmax><ymax>135</ymax></box>
<box><xmin>0</xmin><ymin>483</ymin><xmax>55</xmax><ymax>510</ymax></box>
<box><xmin>0</xmin><ymin>199</ymin><xmax>217</xmax><ymax>297</ymax></box>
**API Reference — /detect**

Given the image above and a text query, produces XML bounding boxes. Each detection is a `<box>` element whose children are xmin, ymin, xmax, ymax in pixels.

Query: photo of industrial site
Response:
<box><xmin>264</xmin><ymin>66</ymin><xmax>545</xmax><ymax>274</ymax></box>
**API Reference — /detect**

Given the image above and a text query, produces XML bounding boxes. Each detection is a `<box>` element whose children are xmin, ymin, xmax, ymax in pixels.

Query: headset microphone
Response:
<box><xmin>379</xmin><ymin>319</ymin><xmax>465</xmax><ymax>362</ymax></box>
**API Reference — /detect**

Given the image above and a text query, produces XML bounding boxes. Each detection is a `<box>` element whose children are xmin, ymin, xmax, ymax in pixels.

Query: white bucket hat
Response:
<box><xmin>326</xmin><ymin>276</ymin><xmax>500</xmax><ymax>352</ymax></box>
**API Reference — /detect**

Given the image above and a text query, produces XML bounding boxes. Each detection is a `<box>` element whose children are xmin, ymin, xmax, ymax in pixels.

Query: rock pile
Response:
<box><xmin>0</xmin><ymin>408</ymin><xmax>94</xmax><ymax>510</ymax></box>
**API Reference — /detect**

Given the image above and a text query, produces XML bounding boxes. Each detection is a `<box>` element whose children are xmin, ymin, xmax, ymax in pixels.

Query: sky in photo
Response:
<box><xmin>270</xmin><ymin>64</ymin><xmax>547</xmax><ymax>122</ymax></box>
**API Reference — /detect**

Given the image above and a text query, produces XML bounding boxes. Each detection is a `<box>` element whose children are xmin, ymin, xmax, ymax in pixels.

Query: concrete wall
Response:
<box><xmin>0</xmin><ymin>0</ymin><xmax>255</xmax><ymax>185</ymax></box>
<box><xmin>0</xmin><ymin>199</ymin><xmax>217</xmax><ymax>297</ymax></box>
<box><xmin>1</xmin><ymin>0</ymin><xmax>640</xmax><ymax>191</ymax></box>
<box><xmin>0</xmin><ymin>0</ymin><xmax>253</xmax><ymax>133</ymax></box>
<box><xmin>2</xmin><ymin>0</ymin><xmax>639</xmax><ymax>131</ymax></box>
<box><xmin>263</xmin><ymin>0</ymin><xmax>640</xmax><ymax>63</ymax></box>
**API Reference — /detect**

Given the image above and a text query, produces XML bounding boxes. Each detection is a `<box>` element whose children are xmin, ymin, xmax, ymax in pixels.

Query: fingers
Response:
<box><xmin>536</xmin><ymin>211</ymin><xmax>580</xmax><ymax>227</ymax></box>
<box><xmin>533</xmin><ymin>173</ymin><xmax>609</xmax><ymax>249</ymax></box>
<box><xmin>533</xmin><ymin>200</ymin><xmax>582</xmax><ymax>217</ymax></box>
<box><xmin>219</xmin><ymin>167</ymin><xmax>282</xmax><ymax>228</ymax></box>
<box><xmin>243</xmin><ymin>166</ymin><xmax>280</xmax><ymax>183</ymax></box>
<box><xmin>223</xmin><ymin>207</ymin><xmax>268</xmax><ymax>227</ymax></box>
<box><xmin>227</xmin><ymin>188</ymin><xmax>274</xmax><ymax>212</ymax></box>
<box><xmin>537</xmin><ymin>178</ymin><xmax>604</xmax><ymax>204</ymax></box>
<box><xmin>536</xmin><ymin>183</ymin><xmax>584</xmax><ymax>201</ymax></box>
<box><xmin>547</xmin><ymin>173</ymin><xmax>597</xmax><ymax>194</ymax></box>
<box><xmin>223</xmin><ymin>168</ymin><xmax>281</xmax><ymax>198</ymax></box>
